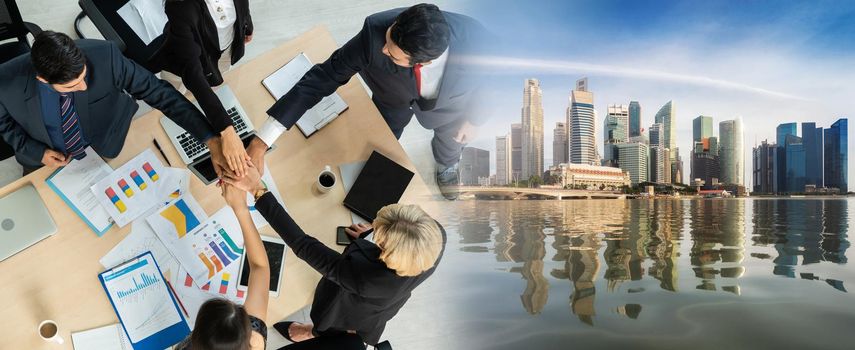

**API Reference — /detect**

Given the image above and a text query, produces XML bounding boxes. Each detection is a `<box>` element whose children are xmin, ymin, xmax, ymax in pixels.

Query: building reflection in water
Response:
<box><xmin>751</xmin><ymin>199</ymin><xmax>849</xmax><ymax>292</ymax></box>
<box><xmin>455</xmin><ymin>198</ymin><xmax>850</xmax><ymax>325</ymax></box>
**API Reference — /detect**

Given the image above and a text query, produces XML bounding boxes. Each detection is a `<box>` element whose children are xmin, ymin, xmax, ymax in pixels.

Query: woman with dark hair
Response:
<box><xmin>173</xmin><ymin>182</ymin><xmax>270</xmax><ymax>350</ymax></box>
<box><xmin>149</xmin><ymin>0</ymin><xmax>254</xmax><ymax>177</ymax></box>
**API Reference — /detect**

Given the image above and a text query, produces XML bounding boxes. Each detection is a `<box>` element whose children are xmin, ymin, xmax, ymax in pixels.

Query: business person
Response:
<box><xmin>149</xmin><ymin>0</ymin><xmax>254</xmax><ymax>176</ymax></box>
<box><xmin>175</xmin><ymin>182</ymin><xmax>270</xmax><ymax>349</ymax></box>
<box><xmin>223</xmin><ymin>162</ymin><xmax>446</xmax><ymax>346</ymax></box>
<box><xmin>0</xmin><ymin>31</ymin><xmax>227</xmax><ymax>174</ymax></box>
<box><xmin>247</xmin><ymin>3</ymin><xmax>488</xmax><ymax>199</ymax></box>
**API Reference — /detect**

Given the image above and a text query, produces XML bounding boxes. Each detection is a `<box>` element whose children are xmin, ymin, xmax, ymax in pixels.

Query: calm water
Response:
<box><xmin>397</xmin><ymin>199</ymin><xmax>855</xmax><ymax>350</ymax></box>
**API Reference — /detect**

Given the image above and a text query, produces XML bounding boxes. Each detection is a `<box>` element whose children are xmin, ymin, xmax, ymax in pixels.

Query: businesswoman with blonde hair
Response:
<box><xmin>223</xmin><ymin>162</ymin><xmax>446</xmax><ymax>346</ymax></box>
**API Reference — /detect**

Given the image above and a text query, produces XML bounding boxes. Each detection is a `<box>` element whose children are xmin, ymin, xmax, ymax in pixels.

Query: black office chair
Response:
<box><xmin>78</xmin><ymin>0</ymin><xmax>165</xmax><ymax>68</ymax></box>
<box><xmin>0</xmin><ymin>0</ymin><xmax>42</xmax><ymax>161</ymax></box>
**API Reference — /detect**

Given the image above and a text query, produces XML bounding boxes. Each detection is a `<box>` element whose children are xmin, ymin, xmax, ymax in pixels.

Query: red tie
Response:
<box><xmin>414</xmin><ymin>63</ymin><xmax>423</xmax><ymax>96</ymax></box>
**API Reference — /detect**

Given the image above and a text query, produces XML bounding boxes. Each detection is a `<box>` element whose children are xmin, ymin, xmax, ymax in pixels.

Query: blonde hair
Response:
<box><xmin>372</xmin><ymin>204</ymin><xmax>442</xmax><ymax>277</ymax></box>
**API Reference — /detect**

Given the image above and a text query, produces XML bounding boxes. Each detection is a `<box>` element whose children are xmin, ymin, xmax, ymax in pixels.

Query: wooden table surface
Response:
<box><xmin>0</xmin><ymin>26</ymin><xmax>431</xmax><ymax>349</ymax></box>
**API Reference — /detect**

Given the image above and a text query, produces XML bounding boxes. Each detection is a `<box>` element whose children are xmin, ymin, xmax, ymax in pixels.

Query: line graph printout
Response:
<box><xmin>101</xmin><ymin>254</ymin><xmax>182</xmax><ymax>343</ymax></box>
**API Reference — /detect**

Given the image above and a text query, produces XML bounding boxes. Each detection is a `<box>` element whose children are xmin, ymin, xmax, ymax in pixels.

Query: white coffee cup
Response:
<box><xmin>38</xmin><ymin>320</ymin><xmax>64</xmax><ymax>344</ymax></box>
<box><xmin>316</xmin><ymin>165</ymin><xmax>337</xmax><ymax>194</ymax></box>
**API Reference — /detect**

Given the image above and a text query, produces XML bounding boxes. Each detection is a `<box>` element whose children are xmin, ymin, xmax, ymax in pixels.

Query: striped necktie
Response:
<box><xmin>59</xmin><ymin>93</ymin><xmax>86</xmax><ymax>160</ymax></box>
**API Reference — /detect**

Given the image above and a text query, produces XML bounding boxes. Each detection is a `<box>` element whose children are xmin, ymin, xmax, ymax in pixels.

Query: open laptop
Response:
<box><xmin>0</xmin><ymin>184</ymin><xmax>57</xmax><ymax>262</ymax></box>
<box><xmin>160</xmin><ymin>85</ymin><xmax>258</xmax><ymax>184</ymax></box>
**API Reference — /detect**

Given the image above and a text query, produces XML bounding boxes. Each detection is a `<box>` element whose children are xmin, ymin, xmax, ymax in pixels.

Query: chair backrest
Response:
<box><xmin>78</xmin><ymin>0</ymin><xmax>165</xmax><ymax>67</ymax></box>
<box><xmin>0</xmin><ymin>0</ymin><xmax>27</xmax><ymax>43</ymax></box>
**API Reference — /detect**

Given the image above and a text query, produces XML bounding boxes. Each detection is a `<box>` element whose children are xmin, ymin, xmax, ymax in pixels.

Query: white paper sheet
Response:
<box><xmin>91</xmin><ymin>149</ymin><xmax>177</xmax><ymax>227</ymax></box>
<box><xmin>100</xmin><ymin>220</ymin><xmax>181</xmax><ymax>284</ymax></box>
<box><xmin>339</xmin><ymin>160</ymin><xmax>370</xmax><ymax>225</ymax></box>
<box><xmin>117</xmin><ymin>0</ymin><xmax>168</xmax><ymax>45</ymax></box>
<box><xmin>71</xmin><ymin>323</ymin><xmax>132</xmax><ymax>350</ymax></box>
<box><xmin>46</xmin><ymin>147</ymin><xmax>114</xmax><ymax>234</ymax></box>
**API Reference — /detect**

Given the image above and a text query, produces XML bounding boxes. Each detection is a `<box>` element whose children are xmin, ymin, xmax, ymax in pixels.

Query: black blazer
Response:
<box><xmin>148</xmin><ymin>0</ymin><xmax>253</xmax><ymax>133</ymax></box>
<box><xmin>255</xmin><ymin>193</ymin><xmax>447</xmax><ymax>345</ymax></box>
<box><xmin>0</xmin><ymin>39</ymin><xmax>214</xmax><ymax>167</ymax></box>
<box><xmin>266</xmin><ymin>8</ymin><xmax>489</xmax><ymax>132</ymax></box>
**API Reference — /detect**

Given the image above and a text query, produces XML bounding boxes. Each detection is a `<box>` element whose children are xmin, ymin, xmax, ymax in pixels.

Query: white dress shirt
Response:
<box><xmin>203</xmin><ymin>0</ymin><xmax>236</xmax><ymax>51</ymax></box>
<box><xmin>255</xmin><ymin>47</ymin><xmax>451</xmax><ymax>147</ymax></box>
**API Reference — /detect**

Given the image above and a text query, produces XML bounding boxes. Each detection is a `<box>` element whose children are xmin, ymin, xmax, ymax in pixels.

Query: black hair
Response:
<box><xmin>190</xmin><ymin>299</ymin><xmax>251</xmax><ymax>350</ymax></box>
<box><xmin>390</xmin><ymin>3</ymin><xmax>450</xmax><ymax>65</ymax></box>
<box><xmin>30</xmin><ymin>30</ymin><xmax>86</xmax><ymax>84</ymax></box>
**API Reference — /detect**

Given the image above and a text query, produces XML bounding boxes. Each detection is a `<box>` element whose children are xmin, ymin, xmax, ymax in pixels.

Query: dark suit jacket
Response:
<box><xmin>255</xmin><ymin>192</ymin><xmax>446</xmax><ymax>345</ymax></box>
<box><xmin>0</xmin><ymin>39</ymin><xmax>214</xmax><ymax>167</ymax></box>
<box><xmin>148</xmin><ymin>0</ymin><xmax>253</xmax><ymax>133</ymax></box>
<box><xmin>266</xmin><ymin>8</ymin><xmax>488</xmax><ymax>133</ymax></box>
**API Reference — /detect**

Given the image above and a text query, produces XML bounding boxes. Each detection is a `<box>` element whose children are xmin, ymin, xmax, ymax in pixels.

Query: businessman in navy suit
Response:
<box><xmin>0</xmin><ymin>31</ymin><xmax>226</xmax><ymax>174</ymax></box>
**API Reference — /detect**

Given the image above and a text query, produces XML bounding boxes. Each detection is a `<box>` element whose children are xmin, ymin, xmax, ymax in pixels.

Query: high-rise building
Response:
<box><xmin>693</xmin><ymin>116</ymin><xmax>713</xmax><ymax>142</ymax></box>
<box><xmin>785</xmin><ymin>134</ymin><xmax>806</xmax><ymax>192</ymax></box>
<box><xmin>824</xmin><ymin>118</ymin><xmax>848</xmax><ymax>192</ymax></box>
<box><xmin>521</xmin><ymin>79</ymin><xmax>544</xmax><ymax>179</ymax></box>
<box><xmin>650</xmin><ymin>146</ymin><xmax>671</xmax><ymax>183</ymax></box>
<box><xmin>511</xmin><ymin>123</ymin><xmax>522</xmax><ymax>183</ymax></box>
<box><xmin>603</xmin><ymin>104</ymin><xmax>629</xmax><ymax>166</ymax></box>
<box><xmin>567</xmin><ymin>78</ymin><xmax>596</xmax><ymax>165</ymax></box>
<box><xmin>752</xmin><ymin>140</ymin><xmax>776</xmax><ymax>193</ymax></box>
<box><xmin>719</xmin><ymin>119</ymin><xmax>744</xmax><ymax>185</ymax></box>
<box><xmin>553</xmin><ymin>122</ymin><xmax>568</xmax><ymax>166</ymax></box>
<box><xmin>776</xmin><ymin>123</ymin><xmax>797</xmax><ymax>146</ymax></box>
<box><xmin>496</xmin><ymin>135</ymin><xmax>511</xmax><ymax>185</ymax></box>
<box><xmin>460</xmin><ymin>147</ymin><xmax>490</xmax><ymax>186</ymax></box>
<box><xmin>802</xmin><ymin>122</ymin><xmax>824</xmax><ymax>187</ymax></box>
<box><xmin>616</xmin><ymin>142</ymin><xmax>649</xmax><ymax>185</ymax></box>
<box><xmin>671</xmin><ymin>148</ymin><xmax>683</xmax><ymax>184</ymax></box>
<box><xmin>649</xmin><ymin>123</ymin><xmax>664</xmax><ymax>148</ymax></box>
<box><xmin>654</xmin><ymin>101</ymin><xmax>676</xmax><ymax>161</ymax></box>
<box><xmin>629</xmin><ymin>101</ymin><xmax>641</xmax><ymax>138</ymax></box>
<box><xmin>691</xmin><ymin>151</ymin><xmax>720</xmax><ymax>189</ymax></box>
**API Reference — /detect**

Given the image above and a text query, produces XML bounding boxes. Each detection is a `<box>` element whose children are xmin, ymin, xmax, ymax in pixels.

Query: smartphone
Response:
<box><xmin>336</xmin><ymin>226</ymin><xmax>352</xmax><ymax>245</ymax></box>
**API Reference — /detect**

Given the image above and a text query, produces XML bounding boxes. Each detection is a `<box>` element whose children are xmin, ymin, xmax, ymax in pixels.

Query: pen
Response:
<box><xmin>152</xmin><ymin>138</ymin><xmax>172</xmax><ymax>166</ymax></box>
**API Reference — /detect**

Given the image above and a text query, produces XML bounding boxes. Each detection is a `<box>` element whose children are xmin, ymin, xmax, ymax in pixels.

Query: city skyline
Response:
<box><xmin>462</xmin><ymin>0</ymin><xmax>855</xmax><ymax>189</ymax></box>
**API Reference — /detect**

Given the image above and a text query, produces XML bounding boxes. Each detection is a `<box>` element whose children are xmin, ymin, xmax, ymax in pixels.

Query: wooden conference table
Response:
<box><xmin>0</xmin><ymin>26</ymin><xmax>430</xmax><ymax>349</ymax></box>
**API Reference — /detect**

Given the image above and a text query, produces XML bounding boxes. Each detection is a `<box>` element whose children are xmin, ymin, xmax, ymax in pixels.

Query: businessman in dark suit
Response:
<box><xmin>248</xmin><ymin>4</ymin><xmax>489</xmax><ymax>200</ymax></box>
<box><xmin>0</xmin><ymin>31</ymin><xmax>226</xmax><ymax>174</ymax></box>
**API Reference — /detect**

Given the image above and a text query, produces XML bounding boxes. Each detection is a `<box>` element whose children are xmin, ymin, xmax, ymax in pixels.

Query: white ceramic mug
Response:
<box><xmin>316</xmin><ymin>165</ymin><xmax>337</xmax><ymax>194</ymax></box>
<box><xmin>38</xmin><ymin>320</ymin><xmax>64</xmax><ymax>344</ymax></box>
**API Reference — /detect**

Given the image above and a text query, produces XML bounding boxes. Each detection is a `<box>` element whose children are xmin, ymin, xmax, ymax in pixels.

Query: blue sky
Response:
<box><xmin>459</xmin><ymin>0</ymin><xmax>855</xmax><ymax>188</ymax></box>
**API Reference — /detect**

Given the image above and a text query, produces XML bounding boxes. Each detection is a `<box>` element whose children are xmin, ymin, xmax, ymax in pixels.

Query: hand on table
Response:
<box><xmin>220</xmin><ymin>126</ymin><xmax>250</xmax><ymax>177</ymax></box>
<box><xmin>246</xmin><ymin>137</ymin><xmax>268</xmax><ymax>175</ymax></box>
<box><xmin>42</xmin><ymin>149</ymin><xmax>69</xmax><ymax>167</ymax></box>
<box><xmin>345</xmin><ymin>223</ymin><xmax>373</xmax><ymax>239</ymax></box>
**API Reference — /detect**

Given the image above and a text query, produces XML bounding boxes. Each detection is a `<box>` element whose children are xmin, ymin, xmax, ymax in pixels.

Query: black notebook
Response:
<box><xmin>343</xmin><ymin>151</ymin><xmax>415</xmax><ymax>221</ymax></box>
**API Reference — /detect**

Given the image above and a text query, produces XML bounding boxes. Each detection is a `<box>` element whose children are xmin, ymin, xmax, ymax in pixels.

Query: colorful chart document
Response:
<box><xmin>92</xmin><ymin>149</ymin><xmax>176</xmax><ymax>227</ymax></box>
<box><xmin>45</xmin><ymin>147</ymin><xmax>114</xmax><ymax>235</ymax></box>
<box><xmin>99</xmin><ymin>252</ymin><xmax>189</xmax><ymax>350</ymax></box>
<box><xmin>149</xmin><ymin>198</ymin><xmax>244</xmax><ymax>287</ymax></box>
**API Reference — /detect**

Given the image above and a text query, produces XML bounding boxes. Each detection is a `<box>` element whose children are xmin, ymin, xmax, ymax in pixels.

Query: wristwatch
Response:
<box><xmin>252</xmin><ymin>186</ymin><xmax>268</xmax><ymax>201</ymax></box>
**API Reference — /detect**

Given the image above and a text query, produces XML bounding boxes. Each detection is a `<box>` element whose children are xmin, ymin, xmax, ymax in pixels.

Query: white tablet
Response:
<box><xmin>237</xmin><ymin>234</ymin><xmax>287</xmax><ymax>298</ymax></box>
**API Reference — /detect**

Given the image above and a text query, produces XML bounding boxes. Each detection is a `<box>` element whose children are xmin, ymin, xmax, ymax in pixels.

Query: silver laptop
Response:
<box><xmin>160</xmin><ymin>85</ymin><xmax>257</xmax><ymax>183</ymax></box>
<box><xmin>0</xmin><ymin>184</ymin><xmax>57</xmax><ymax>262</ymax></box>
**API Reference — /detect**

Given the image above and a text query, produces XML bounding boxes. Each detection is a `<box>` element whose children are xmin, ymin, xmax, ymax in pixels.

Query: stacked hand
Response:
<box><xmin>222</xmin><ymin>159</ymin><xmax>264</xmax><ymax>193</ymax></box>
<box><xmin>220</xmin><ymin>126</ymin><xmax>251</xmax><ymax>177</ymax></box>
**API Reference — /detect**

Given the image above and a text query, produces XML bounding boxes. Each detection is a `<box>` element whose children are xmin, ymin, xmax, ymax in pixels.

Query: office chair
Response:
<box><xmin>78</xmin><ymin>0</ymin><xmax>165</xmax><ymax>68</ymax></box>
<box><xmin>0</xmin><ymin>0</ymin><xmax>42</xmax><ymax>161</ymax></box>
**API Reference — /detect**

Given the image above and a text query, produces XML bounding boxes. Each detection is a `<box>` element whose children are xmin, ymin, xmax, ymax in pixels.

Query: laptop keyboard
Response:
<box><xmin>178</xmin><ymin>107</ymin><xmax>248</xmax><ymax>160</ymax></box>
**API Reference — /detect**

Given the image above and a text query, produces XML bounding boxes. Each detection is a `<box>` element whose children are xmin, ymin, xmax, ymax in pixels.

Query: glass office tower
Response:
<box><xmin>824</xmin><ymin>118</ymin><xmax>848</xmax><ymax>192</ymax></box>
<box><xmin>802</xmin><ymin>122</ymin><xmax>824</xmax><ymax>187</ymax></box>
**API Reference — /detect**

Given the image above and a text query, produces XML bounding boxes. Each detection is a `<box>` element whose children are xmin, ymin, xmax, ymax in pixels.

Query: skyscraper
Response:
<box><xmin>603</xmin><ymin>104</ymin><xmax>629</xmax><ymax>166</ymax></box>
<box><xmin>567</xmin><ymin>78</ymin><xmax>596</xmax><ymax>165</ymax></box>
<box><xmin>650</xmin><ymin>146</ymin><xmax>671</xmax><ymax>183</ymax></box>
<box><xmin>671</xmin><ymin>148</ymin><xmax>683</xmax><ymax>184</ymax></box>
<box><xmin>802</xmin><ymin>122</ymin><xmax>824</xmax><ymax>187</ymax></box>
<box><xmin>654</xmin><ymin>101</ymin><xmax>676</xmax><ymax>161</ymax></box>
<box><xmin>752</xmin><ymin>140</ymin><xmax>776</xmax><ymax>193</ymax></box>
<box><xmin>785</xmin><ymin>134</ymin><xmax>806</xmax><ymax>192</ymax></box>
<box><xmin>460</xmin><ymin>147</ymin><xmax>490</xmax><ymax>186</ymax></box>
<box><xmin>719</xmin><ymin>119</ymin><xmax>744</xmax><ymax>185</ymax></box>
<box><xmin>824</xmin><ymin>118</ymin><xmax>848</xmax><ymax>192</ymax></box>
<box><xmin>629</xmin><ymin>101</ymin><xmax>641</xmax><ymax>138</ymax></box>
<box><xmin>775</xmin><ymin>123</ymin><xmax>798</xmax><ymax>192</ymax></box>
<box><xmin>496</xmin><ymin>135</ymin><xmax>511</xmax><ymax>185</ymax></box>
<box><xmin>617</xmin><ymin>142</ymin><xmax>649</xmax><ymax>185</ymax></box>
<box><xmin>649</xmin><ymin>123</ymin><xmax>664</xmax><ymax>148</ymax></box>
<box><xmin>776</xmin><ymin>123</ymin><xmax>797</xmax><ymax>146</ymax></box>
<box><xmin>521</xmin><ymin>79</ymin><xmax>544</xmax><ymax>179</ymax></box>
<box><xmin>693</xmin><ymin>116</ymin><xmax>713</xmax><ymax>142</ymax></box>
<box><xmin>553</xmin><ymin>122</ymin><xmax>568</xmax><ymax>166</ymax></box>
<box><xmin>511</xmin><ymin>123</ymin><xmax>522</xmax><ymax>183</ymax></box>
